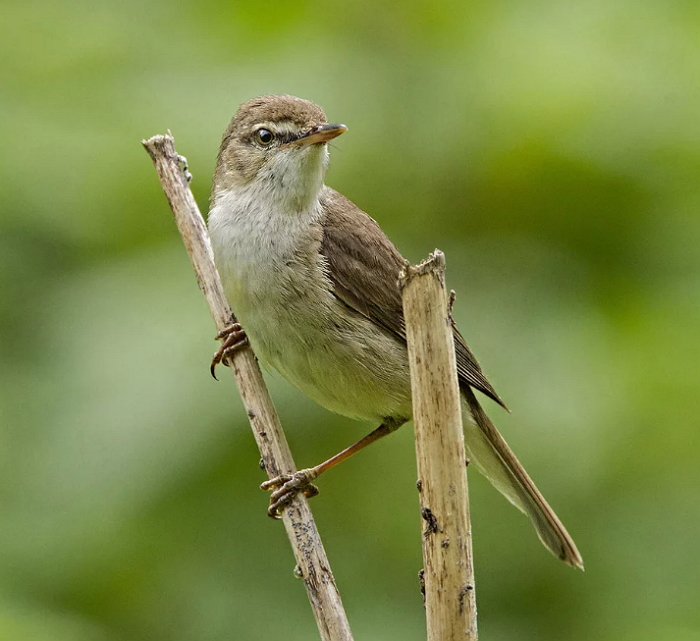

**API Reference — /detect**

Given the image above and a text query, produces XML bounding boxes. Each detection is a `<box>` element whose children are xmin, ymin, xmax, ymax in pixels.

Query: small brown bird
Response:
<box><xmin>208</xmin><ymin>94</ymin><xmax>583</xmax><ymax>569</ymax></box>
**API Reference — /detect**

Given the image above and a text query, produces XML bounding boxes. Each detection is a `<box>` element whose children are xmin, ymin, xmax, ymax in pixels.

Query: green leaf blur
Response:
<box><xmin>1</xmin><ymin>0</ymin><xmax>698</xmax><ymax>639</ymax></box>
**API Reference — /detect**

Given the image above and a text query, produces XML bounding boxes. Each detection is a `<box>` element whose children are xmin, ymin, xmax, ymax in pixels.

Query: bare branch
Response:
<box><xmin>142</xmin><ymin>133</ymin><xmax>354</xmax><ymax>641</ymax></box>
<box><xmin>400</xmin><ymin>250</ymin><xmax>478</xmax><ymax>640</ymax></box>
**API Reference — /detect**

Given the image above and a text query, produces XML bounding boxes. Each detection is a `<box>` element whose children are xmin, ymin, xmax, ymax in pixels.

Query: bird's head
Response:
<box><xmin>212</xmin><ymin>94</ymin><xmax>347</xmax><ymax>211</ymax></box>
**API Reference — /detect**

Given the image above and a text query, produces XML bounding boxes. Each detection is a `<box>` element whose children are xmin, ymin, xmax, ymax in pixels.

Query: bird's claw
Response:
<box><xmin>261</xmin><ymin>469</ymin><xmax>320</xmax><ymax>518</ymax></box>
<box><xmin>210</xmin><ymin>322</ymin><xmax>248</xmax><ymax>379</ymax></box>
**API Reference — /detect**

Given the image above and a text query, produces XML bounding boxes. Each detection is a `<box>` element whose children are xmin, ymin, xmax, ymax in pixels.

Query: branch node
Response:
<box><xmin>421</xmin><ymin>507</ymin><xmax>442</xmax><ymax>536</ymax></box>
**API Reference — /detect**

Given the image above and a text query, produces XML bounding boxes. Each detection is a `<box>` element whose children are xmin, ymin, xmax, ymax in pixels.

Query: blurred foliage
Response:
<box><xmin>1</xmin><ymin>0</ymin><xmax>699</xmax><ymax>639</ymax></box>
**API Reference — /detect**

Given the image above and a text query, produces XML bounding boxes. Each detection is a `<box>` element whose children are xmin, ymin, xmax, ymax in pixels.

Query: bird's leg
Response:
<box><xmin>210</xmin><ymin>322</ymin><xmax>249</xmax><ymax>379</ymax></box>
<box><xmin>261</xmin><ymin>417</ymin><xmax>406</xmax><ymax>518</ymax></box>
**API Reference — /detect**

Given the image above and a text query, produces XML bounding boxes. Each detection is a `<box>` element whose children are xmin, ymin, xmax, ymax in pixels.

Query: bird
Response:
<box><xmin>207</xmin><ymin>94</ymin><xmax>583</xmax><ymax>569</ymax></box>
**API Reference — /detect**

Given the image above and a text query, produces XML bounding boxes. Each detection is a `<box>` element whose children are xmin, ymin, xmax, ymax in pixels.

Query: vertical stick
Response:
<box><xmin>142</xmin><ymin>133</ymin><xmax>354</xmax><ymax>641</ymax></box>
<box><xmin>400</xmin><ymin>251</ymin><xmax>477</xmax><ymax>640</ymax></box>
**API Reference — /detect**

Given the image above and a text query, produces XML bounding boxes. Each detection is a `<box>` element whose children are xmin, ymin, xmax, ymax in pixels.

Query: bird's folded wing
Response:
<box><xmin>319</xmin><ymin>186</ymin><xmax>506</xmax><ymax>409</ymax></box>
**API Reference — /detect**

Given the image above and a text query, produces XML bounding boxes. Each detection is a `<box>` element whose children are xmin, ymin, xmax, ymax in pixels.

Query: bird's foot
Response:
<box><xmin>260</xmin><ymin>469</ymin><xmax>320</xmax><ymax>518</ymax></box>
<box><xmin>210</xmin><ymin>322</ymin><xmax>248</xmax><ymax>379</ymax></box>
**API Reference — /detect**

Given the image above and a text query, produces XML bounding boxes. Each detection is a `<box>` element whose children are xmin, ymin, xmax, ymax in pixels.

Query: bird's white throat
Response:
<box><xmin>208</xmin><ymin>143</ymin><xmax>330</xmax><ymax>321</ymax></box>
<box><xmin>213</xmin><ymin>143</ymin><xmax>329</xmax><ymax>217</ymax></box>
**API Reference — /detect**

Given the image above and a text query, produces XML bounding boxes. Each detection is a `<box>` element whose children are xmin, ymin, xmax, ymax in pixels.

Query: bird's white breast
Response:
<box><xmin>208</xmin><ymin>185</ymin><xmax>412</xmax><ymax>422</ymax></box>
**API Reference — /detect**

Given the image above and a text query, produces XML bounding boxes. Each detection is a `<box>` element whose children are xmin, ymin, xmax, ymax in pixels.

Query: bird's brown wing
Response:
<box><xmin>319</xmin><ymin>189</ymin><xmax>587</xmax><ymax>570</ymax></box>
<box><xmin>318</xmin><ymin>187</ymin><xmax>506</xmax><ymax>409</ymax></box>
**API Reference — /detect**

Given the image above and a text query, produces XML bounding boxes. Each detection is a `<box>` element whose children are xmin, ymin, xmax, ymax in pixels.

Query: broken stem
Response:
<box><xmin>142</xmin><ymin>133</ymin><xmax>354</xmax><ymax>641</ymax></box>
<box><xmin>400</xmin><ymin>250</ymin><xmax>477</xmax><ymax>640</ymax></box>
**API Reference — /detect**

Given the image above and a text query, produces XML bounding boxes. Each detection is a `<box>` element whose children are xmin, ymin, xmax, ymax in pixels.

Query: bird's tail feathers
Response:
<box><xmin>460</xmin><ymin>387</ymin><xmax>584</xmax><ymax>570</ymax></box>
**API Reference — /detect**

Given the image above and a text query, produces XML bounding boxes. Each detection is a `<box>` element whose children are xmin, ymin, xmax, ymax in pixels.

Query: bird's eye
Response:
<box><xmin>255</xmin><ymin>129</ymin><xmax>274</xmax><ymax>146</ymax></box>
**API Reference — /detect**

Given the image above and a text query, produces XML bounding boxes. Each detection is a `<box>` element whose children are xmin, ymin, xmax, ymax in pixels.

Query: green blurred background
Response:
<box><xmin>1</xmin><ymin>0</ymin><xmax>699</xmax><ymax>639</ymax></box>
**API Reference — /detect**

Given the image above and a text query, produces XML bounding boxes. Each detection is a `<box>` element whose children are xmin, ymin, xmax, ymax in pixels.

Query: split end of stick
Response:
<box><xmin>398</xmin><ymin>249</ymin><xmax>446</xmax><ymax>291</ymax></box>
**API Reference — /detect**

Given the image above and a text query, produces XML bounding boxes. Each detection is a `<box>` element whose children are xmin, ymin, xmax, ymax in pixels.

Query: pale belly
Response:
<box><xmin>236</xmin><ymin>283</ymin><xmax>413</xmax><ymax>423</ymax></box>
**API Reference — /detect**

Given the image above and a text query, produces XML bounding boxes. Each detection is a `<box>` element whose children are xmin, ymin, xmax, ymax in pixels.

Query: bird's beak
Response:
<box><xmin>283</xmin><ymin>123</ymin><xmax>348</xmax><ymax>149</ymax></box>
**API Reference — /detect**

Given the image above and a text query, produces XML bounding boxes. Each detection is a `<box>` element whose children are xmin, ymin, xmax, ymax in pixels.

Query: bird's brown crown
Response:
<box><xmin>224</xmin><ymin>94</ymin><xmax>327</xmax><ymax>140</ymax></box>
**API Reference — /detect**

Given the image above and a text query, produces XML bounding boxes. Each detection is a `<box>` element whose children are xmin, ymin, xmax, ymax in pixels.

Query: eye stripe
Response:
<box><xmin>250</xmin><ymin>121</ymin><xmax>310</xmax><ymax>145</ymax></box>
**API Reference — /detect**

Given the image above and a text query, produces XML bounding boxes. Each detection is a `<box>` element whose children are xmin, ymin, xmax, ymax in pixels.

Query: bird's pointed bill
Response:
<box><xmin>283</xmin><ymin>124</ymin><xmax>348</xmax><ymax>148</ymax></box>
